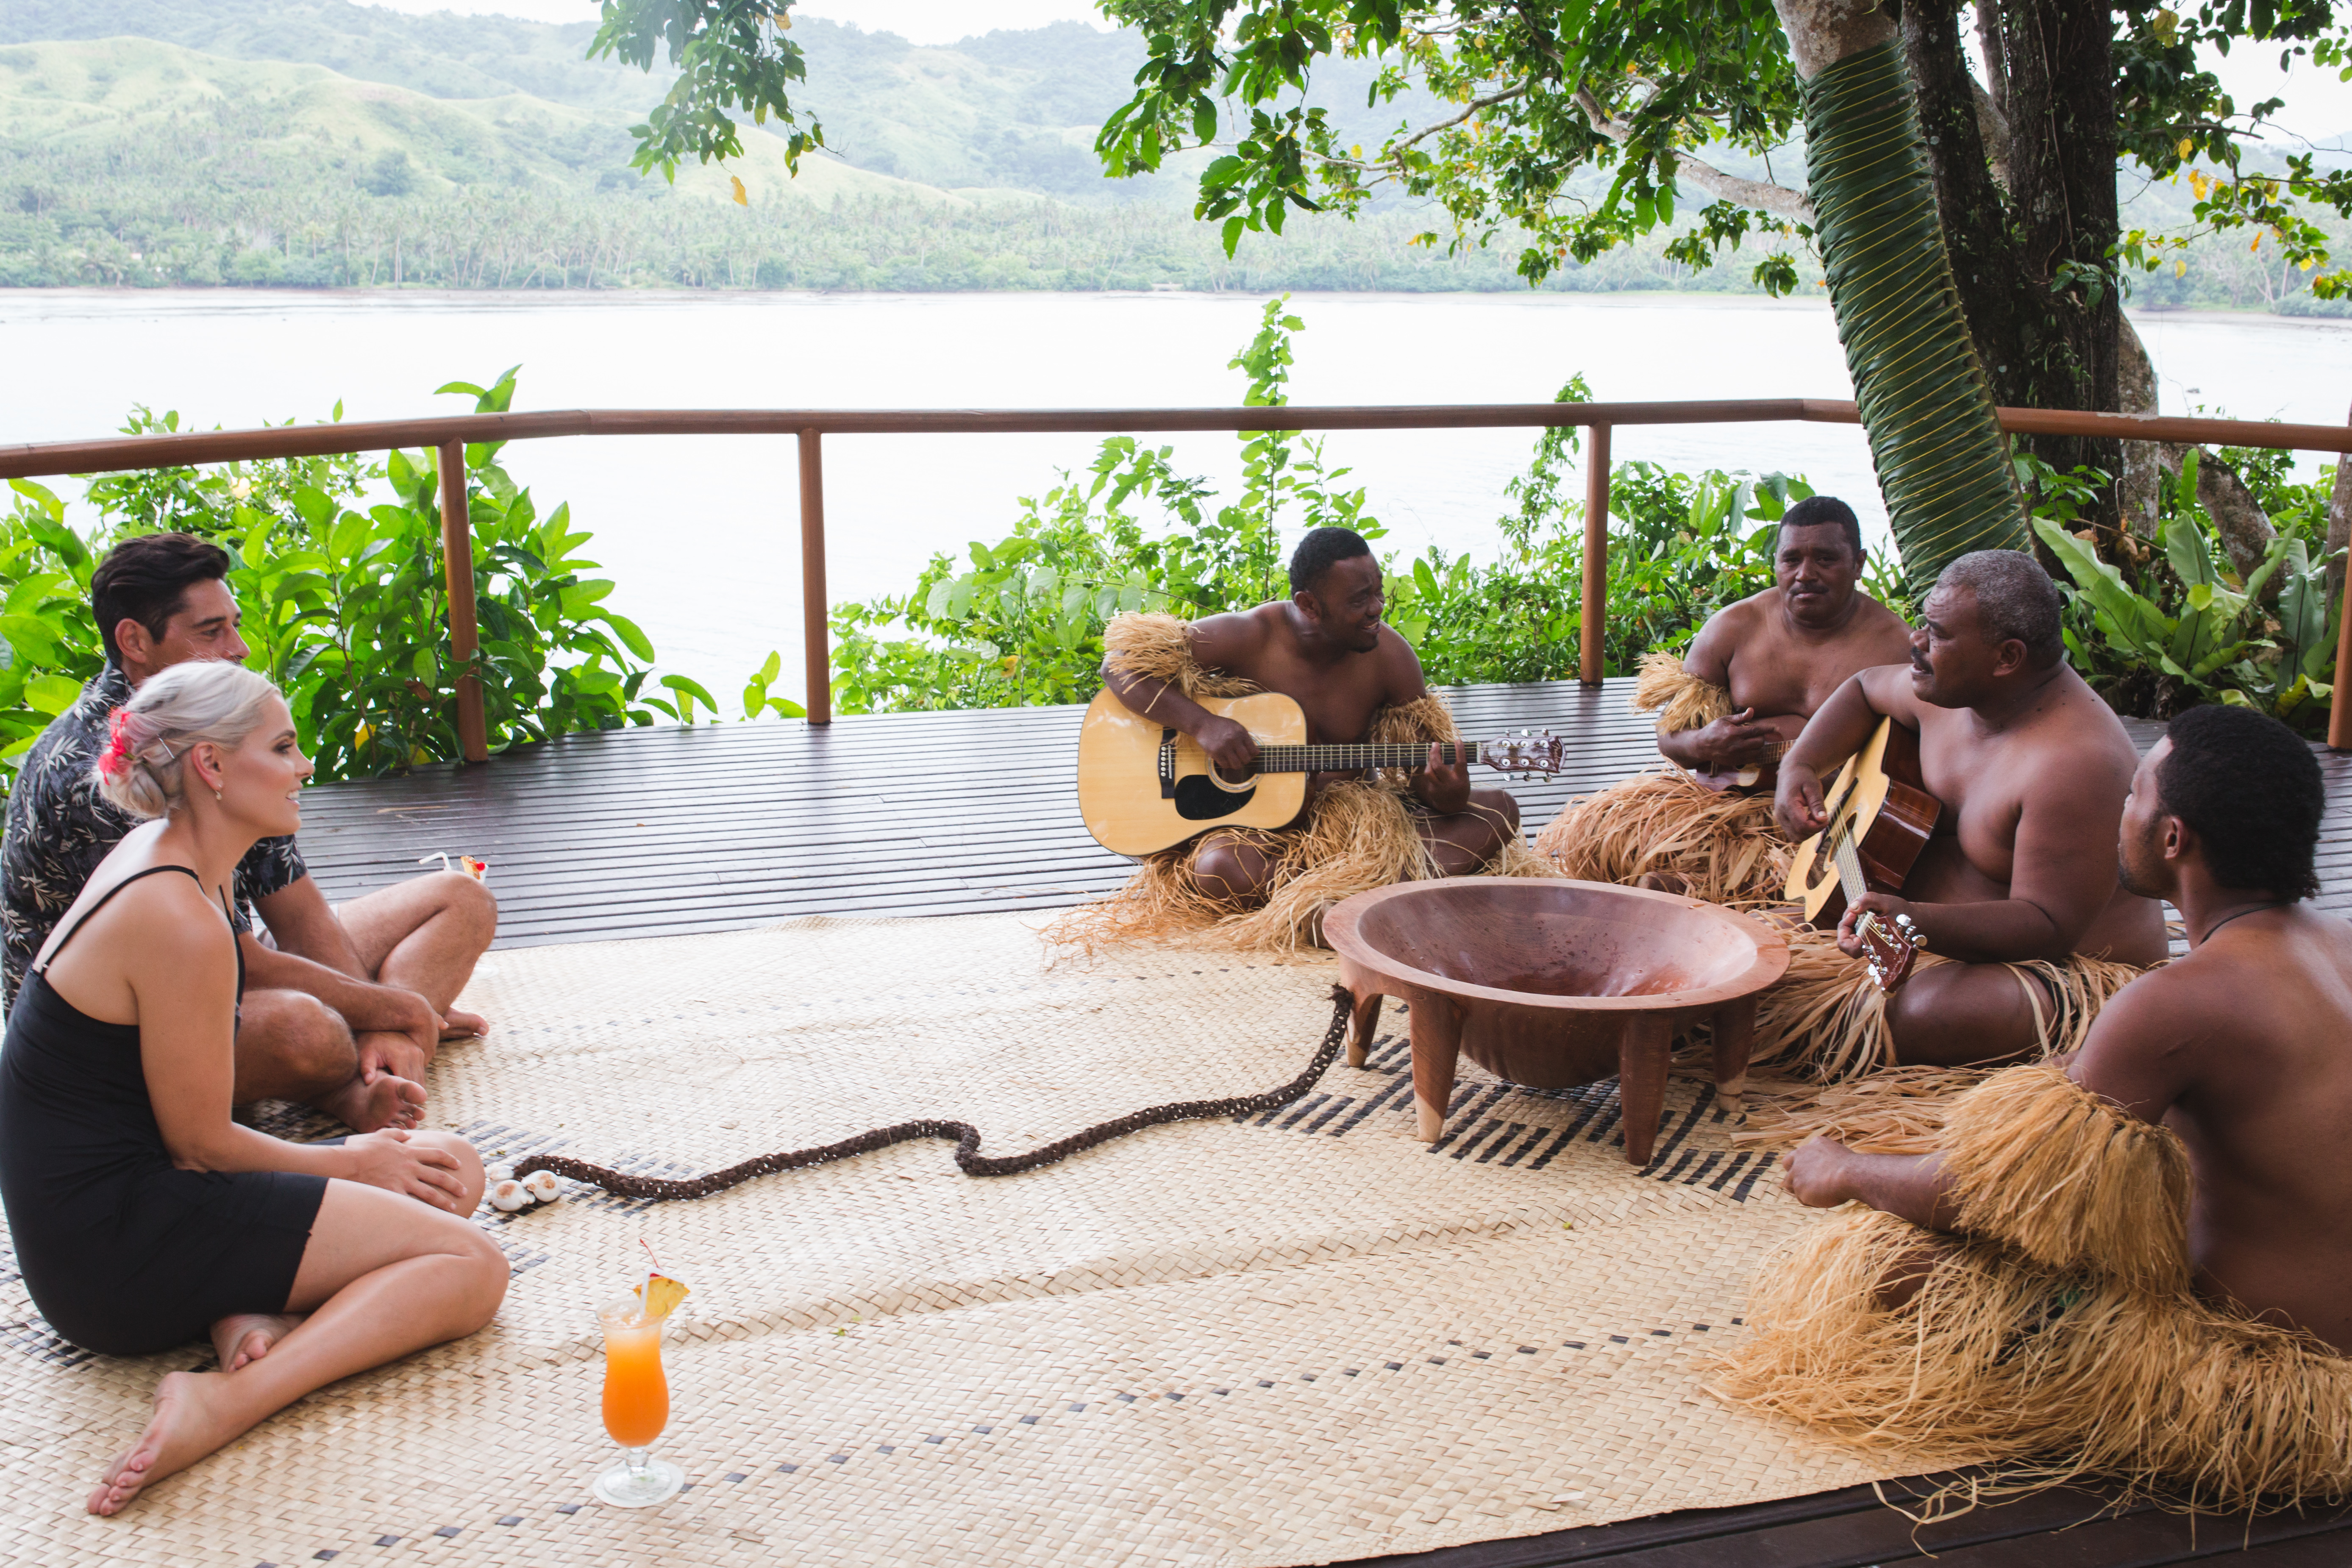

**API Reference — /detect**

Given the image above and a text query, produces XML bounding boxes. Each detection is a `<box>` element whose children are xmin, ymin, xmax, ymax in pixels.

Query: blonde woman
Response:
<box><xmin>0</xmin><ymin>660</ymin><xmax>508</xmax><ymax>1515</ymax></box>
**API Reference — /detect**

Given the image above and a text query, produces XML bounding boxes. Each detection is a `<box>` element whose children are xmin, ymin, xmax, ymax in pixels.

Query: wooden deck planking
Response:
<box><xmin>294</xmin><ymin>677</ymin><xmax>2352</xmax><ymax>1564</ymax></box>
<box><xmin>299</xmin><ymin>678</ymin><xmax>2352</xmax><ymax>943</ymax></box>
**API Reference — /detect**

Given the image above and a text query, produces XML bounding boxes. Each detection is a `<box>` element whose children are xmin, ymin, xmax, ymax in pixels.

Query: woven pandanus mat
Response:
<box><xmin>0</xmin><ymin>913</ymin><xmax>1892</xmax><ymax>1567</ymax></box>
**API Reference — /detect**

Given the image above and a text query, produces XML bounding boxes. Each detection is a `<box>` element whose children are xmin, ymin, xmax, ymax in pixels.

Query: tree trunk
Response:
<box><xmin>1778</xmin><ymin>0</ymin><xmax>2032</xmax><ymax>588</ymax></box>
<box><xmin>1993</xmin><ymin>0</ymin><xmax>2122</xmax><ymax>517</ymax></box>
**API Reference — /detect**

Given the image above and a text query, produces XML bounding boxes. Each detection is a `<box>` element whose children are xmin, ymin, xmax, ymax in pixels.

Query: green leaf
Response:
<box><xmin>24</xmin><ymin>673</ymin><xmax>81</xmax><ymax>714</ymax></box>
<box><xmin>598</xmin><ymin>611</ymin><xmax>656</xmax><ymax>662</ymax></box>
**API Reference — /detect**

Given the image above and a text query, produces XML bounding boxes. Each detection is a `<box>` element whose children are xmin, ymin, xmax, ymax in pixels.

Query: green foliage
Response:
<box><xmin>829</xmin><ymin>302</ymin><xmax>1861</xmax><ymax>711</ymax></box>
<box><xmin>829</xmin><ymin>297</ymin><xmax>1327</xmax><ymax>713</ymax></box>
<box><xmin>0</xmin><ymin>367</ymin><xmax>692</xmax><ymax>802</ymax></box>
<box><xmin>2031</xmin><ymin>450</ymin><xmax>2341</xmax><ymax>729</ymax></box>
<box><xmin>587</xmin><ymin>0</ymin><xmax>824</xmax><ymax>182</ymax></box>
<box><xmin>0</xmin><ymin>479</ymin><xmax>106</xmax><ymax>769</ymax></box>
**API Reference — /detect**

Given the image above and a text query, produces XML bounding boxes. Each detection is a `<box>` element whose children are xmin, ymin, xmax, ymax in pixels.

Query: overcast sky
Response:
<box><xmin>375</xmin><ymin>0</ymin><xmax>2350</xmax><ymax>144</ymax></box>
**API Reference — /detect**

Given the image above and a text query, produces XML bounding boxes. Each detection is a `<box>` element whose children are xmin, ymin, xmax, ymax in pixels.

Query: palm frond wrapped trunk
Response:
<box><xmin>1804</xmin><ymin>38</ymin><xmax>2032</xmax><ymax>587</ymax></box>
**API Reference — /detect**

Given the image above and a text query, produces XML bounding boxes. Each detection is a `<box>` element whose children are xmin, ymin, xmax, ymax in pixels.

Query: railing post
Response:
<box><xmin>798</xmin><ymin>428</ymin><xmax>832</xmax><ymax>726</ymax></box>
<box><xmin>436</xmin><ymin>440</ymin><xmax>489</xmax><ymax>764</ymax></box>
<box><xmin>2330</xmin><ymin>405</ymin><xmax>2352</xmax><ymax>751</ymax></box>
<box><xmin>1579</xmin><ymin>423</ymin><xmax>1612</xmax><ymax>686</ymax></box>
<box><xmin>2331</xmin><ymin>517</ymin><xmax>2352</xmax><ymax>751</ymax></box>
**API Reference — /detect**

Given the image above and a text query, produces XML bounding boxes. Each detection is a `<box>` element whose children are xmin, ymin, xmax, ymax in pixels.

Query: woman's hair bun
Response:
<box><xmin>92</xmin><ymin>659</ymin><xmax>281</xmax><ymax>820</ymax></box>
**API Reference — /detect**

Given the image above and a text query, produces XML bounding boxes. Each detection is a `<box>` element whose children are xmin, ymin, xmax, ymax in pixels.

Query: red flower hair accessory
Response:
<box><xmin>97</xmin><ymin>707</ymin><xmax>136</xmax><ymax>782</ymax></box>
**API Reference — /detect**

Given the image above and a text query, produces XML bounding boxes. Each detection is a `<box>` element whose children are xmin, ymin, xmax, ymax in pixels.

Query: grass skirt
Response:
<box><xmin>1531</xmin><ymin>653</ymin><xmax>1789</xmax><ymax>905</ymax></box>
<box><xmin>1050</xmin><ymin>613</ymin><xmax>1550</xmax><ymax>956</ymax></box>
<box><xmin>1534</xmin><ymin>772</ymin><xmax>1788</xmax><ymax>905</ymax></box>
<box><xmin>1747</xmin><ymin>923</ymin><xmax>2145</xmax><ymax>1088</ymax></box>
<box><xmin>1715</xmin><ymin>1065</ymin><xmax>2352</xmax><ymax>1515</ymax></box>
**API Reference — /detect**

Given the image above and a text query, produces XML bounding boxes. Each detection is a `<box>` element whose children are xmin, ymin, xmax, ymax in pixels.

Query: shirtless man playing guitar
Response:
<box><xmin>1100</xmin><ymin>527</ymin><xmax>1519</xmax><ymax>906</ymax></box>
<box><xmin>1659</xmin><ymin>497</ymin><xmax>1913</xmax><ymax>785</ymax></box>
<box><xmin>1774</xmin><ymin>550</ymin><xmax>2166</xmax><ymax>1067</ymax></box>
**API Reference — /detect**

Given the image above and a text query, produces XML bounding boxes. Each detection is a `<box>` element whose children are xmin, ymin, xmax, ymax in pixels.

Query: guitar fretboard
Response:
<box><xmin>1253</xmin><ymin>745</ymin><xmax>1465</xmax><ymax>773</ymax></box>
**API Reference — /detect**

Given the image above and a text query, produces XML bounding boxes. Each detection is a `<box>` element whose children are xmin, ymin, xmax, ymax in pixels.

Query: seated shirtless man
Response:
<box><xmin>1768</xmin><ymin>550</ymin><xmax>2166</xmax><ymax>1072</ymax></box>
<box><xmin>1</xmin><ymin>533</ymin><xmax>496</xmax><ymax>1133</ymax></box>
<box><xmin>1070</xmin><ymin>525</ymin><xmax>1521</xmax><ymax>949</ymax></box>
<box><xmin>1535</xmin><ymin>496</ymin><xmax>1912</xmax><ymax>903</ymax></box>
<box><xmin>1719</xmin><ymin>706</ymin><xmax>2350</xmax><ymax>1507</ymax></box>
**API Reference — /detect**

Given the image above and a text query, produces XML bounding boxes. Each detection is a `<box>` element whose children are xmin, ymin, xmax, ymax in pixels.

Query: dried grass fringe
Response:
<box><xmin>1532</xmin><ymin>655</ymin><xmax>1788</xmax><ymax>905</ymax></box>
<box><xmin>1052</xmin><ymin>617</ymin><xmax>1549</xmax><ymax>956</ymax></box>
<box><xmin>1746</xmin><ymin>923</ymin><xmax>2145</xmax><ymax>1090</ymax></box>
<box><xmin>1715</xmin><ymin>1066</ymin><xmax>2352</xmax><ymax>1517</ymax></box>
<box><xmin>1634</xmin><ymin>650</ymin><xmax>1732</xmax><ymax>734</ymax></box>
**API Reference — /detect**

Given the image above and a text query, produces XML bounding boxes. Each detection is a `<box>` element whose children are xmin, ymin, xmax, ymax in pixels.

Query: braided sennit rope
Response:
<box><xmin>511</xmin><ymin>984</ymin><xmax>1356</xmax><ymax>1202</ymax></box>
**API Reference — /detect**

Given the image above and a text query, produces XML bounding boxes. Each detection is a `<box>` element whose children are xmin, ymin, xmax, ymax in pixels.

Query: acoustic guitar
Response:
<box><xmin>1076</xmin><ymin>689</ymin><xmax>1565</xmax><ymax>858</ymax></box>
<box><xmin>1781</xmin><ymin>716</ymin><xmax>1941</xmax><ymax>991</ymax></box>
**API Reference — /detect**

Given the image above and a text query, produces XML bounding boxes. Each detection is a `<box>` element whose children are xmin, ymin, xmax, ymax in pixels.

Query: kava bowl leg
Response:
<box><xmin>1710</xmin><ymin>994</ymin><xmax>1757</xmax><ymax>1120</ymax></box>
<box><xmin>1410</xmin><ymin>998</ymin><xmax>1462</xmax><ymax>1144</ymax></box>
<box><xmin>1618</xmin><ymin>1013</ymin><xmax>1673</xmax><ymax>1167</ymax></box>
<box><xmin>1347</xmin><ymin>990</ymin><xmax>1384</xmax><ymax>1070</ymax></box>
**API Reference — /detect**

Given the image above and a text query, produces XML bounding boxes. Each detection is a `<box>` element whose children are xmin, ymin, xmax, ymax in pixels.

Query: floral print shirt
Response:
<box><xmin>1</xmin><ymin>664</ymin><xmax>307</xmax><ymax>1008</ymax></box>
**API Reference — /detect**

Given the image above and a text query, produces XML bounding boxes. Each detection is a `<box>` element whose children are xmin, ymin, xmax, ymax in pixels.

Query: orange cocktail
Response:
<box><xmin>592</xmin><ymin>1294</ymin><xmax>686</xmax><ymax>1507</ymax></box>
<box><xmin>601</xmin><ymin>1315</ymin><xmax>669</xmax><ymax>1449</ymax></box>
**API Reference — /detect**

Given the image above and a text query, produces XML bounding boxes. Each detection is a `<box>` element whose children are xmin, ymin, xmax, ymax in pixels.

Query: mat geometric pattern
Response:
<box><xmin>0</xmin><ymin>914</ymin><xmax>1894</xmax><ymax>1567</ymax></box>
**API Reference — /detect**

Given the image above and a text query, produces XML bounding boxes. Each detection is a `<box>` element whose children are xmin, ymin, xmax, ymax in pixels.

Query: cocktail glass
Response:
<box><xmin>591</xmin><ymin>1296</ymin><xmax>685</xmax><ymax>1507</ymax></box>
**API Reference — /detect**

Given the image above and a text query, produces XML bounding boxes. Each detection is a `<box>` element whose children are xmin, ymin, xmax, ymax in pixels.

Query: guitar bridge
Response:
<box><xmin>1157</xmin><ymin>727</ymin><xmax>1178</xmax><ymax>800</ymax></box>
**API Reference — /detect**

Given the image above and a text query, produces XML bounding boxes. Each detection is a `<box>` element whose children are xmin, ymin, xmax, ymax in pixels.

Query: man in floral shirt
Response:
<box><xmin>1</xmin><ymin>533</ymin><xmax>497</xmax><ymax>1133</ymax></box>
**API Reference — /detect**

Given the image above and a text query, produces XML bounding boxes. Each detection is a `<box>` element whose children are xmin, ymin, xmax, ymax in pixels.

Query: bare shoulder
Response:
<box><xmin>1376</xmin><ymin>624</ymin><xmax>1432</xmax><ymax>699</ymax></box>
<box><xmin>2068</xmin><ymin>961</ymin><xmax>2221</xmax><ymax>1111</ymax></box>
<box><xmin>1683</xmin><ymin>594</ymin><xmax>1765</xmax><ymax>681</ymax></box>
<box><xmin>1851</xmin><ymin>594</ymin><xmax>1916</xmax><ymax>652</ymax></box>
<box><xmin>2030</xmin><ymin>672</ymin><xmax>2141</xmax><ymax>774</ymax></box>
<box><xmin>1187</xmin><ymin>605</ymin><xmax>1277</xmax><ymax>669</ymax></box>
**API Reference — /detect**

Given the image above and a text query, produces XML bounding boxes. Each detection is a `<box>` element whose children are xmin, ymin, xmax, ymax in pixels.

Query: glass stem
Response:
<box><xmin>625</xmin><ymin>1446</ymin><xmax>650</xmax><ymax>1480</ymax></box>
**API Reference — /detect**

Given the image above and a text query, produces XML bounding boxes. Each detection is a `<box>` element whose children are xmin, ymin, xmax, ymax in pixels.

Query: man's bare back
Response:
<box><xmin>1786</xmin><ymin>708</ymin><xmax>2352</xmax><ymax>1349</ymax></box>
<box><xmin>1660</xmin><ymin>514</ymin><xmax>1913</xmax><ymax>778</ymax></box>
<box><xmin>2076</xmin><ymin>906</ymin><xmax>2352</xmax><ymax>1347</ymax></box>
<box><xmin>1778</xmin><ymin>556</ymin><xmax>2165</xmax><ymax>1066</ymax></box>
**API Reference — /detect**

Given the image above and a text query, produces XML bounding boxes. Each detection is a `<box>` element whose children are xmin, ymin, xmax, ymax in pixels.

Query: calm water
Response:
<box><xmin>3</xmin><ymin>289</ymin><xmax>2345</xmax><ymax>701</ymax></box>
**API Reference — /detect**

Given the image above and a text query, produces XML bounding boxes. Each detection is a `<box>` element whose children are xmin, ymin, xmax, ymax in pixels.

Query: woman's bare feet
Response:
<box><xmin>441</xmin><ymin>1007</ymin><xmax>488</xmax><ymax>1040</ymax></box>
<box><xmin>320</xmin><ymin>1072</ymin><xmax>426</xmax><ymax>1135</ymax></box>
<box><xmin>87</xmin><ymin>1371</ymin><xmax>240</xmax><ymax>1516</ymax></box>
<box><xmin>210</xmin><ymin>1312</ymin><xmax>302</xmax><ymax>1372</ymax></box>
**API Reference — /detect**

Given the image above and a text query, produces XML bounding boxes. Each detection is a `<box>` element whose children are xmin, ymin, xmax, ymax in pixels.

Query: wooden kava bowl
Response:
<box><xmin>1325</xmin><ymin>878</ymin><xmax>1790</xmax><ymax>1167</ymax></box>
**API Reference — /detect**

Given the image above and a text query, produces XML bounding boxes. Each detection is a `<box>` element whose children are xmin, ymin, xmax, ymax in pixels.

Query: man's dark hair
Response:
<box><xmin>1935</xmin><ymin>549</ymin><xmax>2065</xmax><ymax>670</ymax></box>
<box><xmin>1288</xmin><ymin>525</ymin><xmax>1373</xmax><ymax>597</ymax></box>
<box><xmin>2157</xmin><ymin>704</ymin><xmax>2323</xmax><ymax>902</ymax></box>
<box><xmin>89</xmin><ymin>532</ymin><xmax>234</xmax><ymax>664</ymax></box>
<box><xmin>1778</xmin><ymin>495</ymin><xmax>1862</xmax><ymax>559</ymax></box>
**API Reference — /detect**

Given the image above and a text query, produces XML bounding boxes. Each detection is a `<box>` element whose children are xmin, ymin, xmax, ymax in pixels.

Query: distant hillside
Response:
<box><xmin>0</xmin><ymin>0</ymin><xmax>1200</xmax><ymax>199</ymax></box>
<box><xmin>0</xmin><ymin>3</ymin><xmax>2335</xmax><ymax>311</ymax></box>
<box><xmin>0</xmin><ymin>0</ymin><xmax>1444</xmax><ymax>201</ymax></box>
<box><xmin>0</xmin><ymin>34</ymin><xmax>925</xmax><ymax>207</ymax></box>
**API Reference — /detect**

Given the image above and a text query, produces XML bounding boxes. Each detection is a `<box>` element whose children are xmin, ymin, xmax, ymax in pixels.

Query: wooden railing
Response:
<box><xmin>4</xmin><ymin>398</ymin><xmax>2349</xmax><ymax>748</ymax></box>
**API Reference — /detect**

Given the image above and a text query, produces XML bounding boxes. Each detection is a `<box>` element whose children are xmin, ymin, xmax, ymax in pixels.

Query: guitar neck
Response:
<box><xmin>1251</xmin><ymin>743</ymin><xmax>1469</xmax><ymax>774</ymax></box>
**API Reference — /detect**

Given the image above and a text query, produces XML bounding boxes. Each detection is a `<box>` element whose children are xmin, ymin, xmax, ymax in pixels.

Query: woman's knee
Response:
<box><xmin>409</xmin><ymin>1130</ymin><xmax>487</xmax><ymax>1210</ymax></box>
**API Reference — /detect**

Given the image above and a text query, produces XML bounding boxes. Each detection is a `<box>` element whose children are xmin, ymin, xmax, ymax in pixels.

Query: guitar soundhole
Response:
<box><xmin>1173</xmin><ymin>774</ymin><xmax>1258</xmax><ymax>820</ymax></box>
<box><xmin>1804</xmin><ymin>818</ymin><xmax>1843</xmax><ymax>893</ymax></box>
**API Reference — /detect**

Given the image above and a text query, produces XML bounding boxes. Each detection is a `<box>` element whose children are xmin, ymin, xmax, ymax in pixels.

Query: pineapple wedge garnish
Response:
<box><xmin>634</xmin><ymin>1271</ymin><xmax>691</xmax><ymax>1321</ymax></box>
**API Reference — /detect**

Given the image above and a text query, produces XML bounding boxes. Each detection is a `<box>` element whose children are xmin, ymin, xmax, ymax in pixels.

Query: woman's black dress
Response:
<box><xmin>0</xmin><ymin>866</ymin><xmax>326</xmax><ymax>1356</ymax></box>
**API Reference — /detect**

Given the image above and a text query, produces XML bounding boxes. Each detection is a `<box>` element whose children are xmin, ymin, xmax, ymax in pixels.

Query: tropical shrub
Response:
<box><xmin>2033</xmin><ymin>449</ymin><xmax>2341</xmax><ymax>732</ymax></box>
<box><xmin>830</xmin><ymin>300</ymin><xmax>1877</xmax><ymax>712</ymax></box>
<box><xmin>0</xmin><ymin>366</ymin><xmax>779</xmax><ymax>804</ymax></box>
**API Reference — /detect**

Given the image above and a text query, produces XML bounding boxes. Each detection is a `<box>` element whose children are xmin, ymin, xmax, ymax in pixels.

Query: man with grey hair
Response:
<box><xmin>1764</xmin><ymin>550</ymin><xmax>2166</xmax><ymax>1073</ymax></box>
